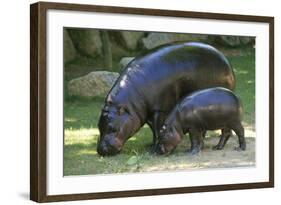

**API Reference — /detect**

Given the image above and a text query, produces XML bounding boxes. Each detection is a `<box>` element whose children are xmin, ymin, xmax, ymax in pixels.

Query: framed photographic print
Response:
<box><xmin>30</xmin><ymin>1</ymin><xmax>274</xmax><ymax>202</ymax></box>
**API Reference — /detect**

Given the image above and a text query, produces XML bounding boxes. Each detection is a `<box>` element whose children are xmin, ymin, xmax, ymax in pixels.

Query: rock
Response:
<box><xmin>240</xmin><ymin>37</ymin><xmax>254</xmax><ymax>45</ymax></box>
<box><xmin>120</xmin><ymin>31</ymin><xmax>144</xmax><ymax>50</ymax></box>
<box><xmin>67</xmin><ymin>29</ymin><xmax>102</xmax><ymax>58</ymax></box>
<box><xmin>219</xmin><ymin>36</ymin><xmax>254</xmax><ymax>47</ymax></box>
<box><xmin>63</xmin><ymin>29</ymin><xmax>76</xmax><ymax>63</ymax></box>
<box><xmin>119</xmin><ymin>57</ymin><xmax>135</xmax><ymax>69</ymax></box>
<box><xmin>68</xmin><ymin>71</ymin><xmax>120</xmax><ymax>97</ymax></box>
<box><xmin>220</xmin><ymin>36</ymin><xmax>240</xmax><ymax>47</ymax></box>
<box><xmin>142</xmin><ymin>33</ymin><xmax>208</xmax><ymax>49</ymax></box>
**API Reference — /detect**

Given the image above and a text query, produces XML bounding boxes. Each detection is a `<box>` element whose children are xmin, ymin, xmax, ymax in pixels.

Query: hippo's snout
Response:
<box><xmin>97</xmin><ymin>144</ymin><xmax>110</xmax><ymax>156</ymax></box>
<box><xmin>155</xmin><ymin>143</ymin><xmax>166</xmax><ymax>155</ymax></box>
<box><xmin>97</xmin><ymin>135</ymin><xmax>122</xmax><ymax>156</ymax></box>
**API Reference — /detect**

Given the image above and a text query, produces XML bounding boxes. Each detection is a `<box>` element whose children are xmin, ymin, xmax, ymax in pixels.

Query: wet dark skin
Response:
<box><xmin>157</xmin><ymin>87</ymin><xmax>246</xmax><ymax>155</ymax></box>
<box><xmin>97</xmin><ymin>42</ymin><xmax>236</xmax><ymax>156</ymax></box>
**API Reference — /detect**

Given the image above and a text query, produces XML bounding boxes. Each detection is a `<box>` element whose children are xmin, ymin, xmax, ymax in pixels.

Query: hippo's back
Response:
<box><xmin>128</xmin><ymin>42</ymin><xmax>235</xmax><ymax>88</ymax></box>
<box><xmin>179</xmin><ymin>87</ymin><xmax>243</xmax><ymax>127</ymax></box>
<box><xmin>109</xmin><ymin>42</ymin><xmax>236</xmax><ymax>119</ymax></box>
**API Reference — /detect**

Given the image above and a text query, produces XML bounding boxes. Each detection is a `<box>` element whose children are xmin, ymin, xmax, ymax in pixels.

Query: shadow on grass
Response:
<box><xmin>63</xmin><ymin>125</ymin><xmax>154</xmax><ymax>175</ymax></box>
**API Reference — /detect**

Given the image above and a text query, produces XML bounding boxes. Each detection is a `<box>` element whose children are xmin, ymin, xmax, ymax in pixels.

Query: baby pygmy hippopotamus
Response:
<box><xmin>156</xmin><ymin>87</ymin><xmax>246</xmax><ymax>155</ymax></box>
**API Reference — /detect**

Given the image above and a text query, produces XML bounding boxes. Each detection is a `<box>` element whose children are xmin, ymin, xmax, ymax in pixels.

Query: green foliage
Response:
<box><xmin>126</xmin><ymin>156</ymin><xmax>139</xmax><ymax>165</ymax></box>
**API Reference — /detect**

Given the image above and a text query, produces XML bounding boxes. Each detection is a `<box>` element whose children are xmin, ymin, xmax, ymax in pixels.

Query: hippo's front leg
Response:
<box><xmin>149</xmin><ymin>111</ymin><xmax>166</xmax><ymax>153</ymax></box>
<box><xmin>188</xmin><ymin>129</ymin><xmax>204</xmax><ymax>155</ymax></box>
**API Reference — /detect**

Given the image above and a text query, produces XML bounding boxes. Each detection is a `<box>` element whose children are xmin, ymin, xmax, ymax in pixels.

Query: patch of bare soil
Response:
<box><xmin>138</xmin><ymin>126</ymin><xmax>255</xmax><ymax>172</ymax></box>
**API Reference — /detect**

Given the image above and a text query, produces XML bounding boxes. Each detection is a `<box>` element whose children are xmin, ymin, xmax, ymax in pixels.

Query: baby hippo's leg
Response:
<box><xmin>188</xmin><ymin>129</ymin><xmax>204</xmax><ymax>155</ymax></box>
<box><xmin>213</xmin><ymin>128</ymin><xmax>232</xmax><ymax>150</ymax></box>
<box><xmin>232</xmin><ymin>122</ymin><xmax>246</xmax><ymax>151</ymax></box>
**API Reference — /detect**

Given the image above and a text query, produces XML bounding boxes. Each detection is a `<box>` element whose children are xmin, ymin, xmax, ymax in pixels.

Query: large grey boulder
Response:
<box><xmin>219</xmin><ymin>36</ymin><xmax>253</xmax><ymax>47</ymax></box>
<box><xmin>119</xmin><ymin>57</ymin><xmax>135</xmax><ymax>70</ymax></box>
<box><xmin>67</xmin><ymin>29</ymin><xmax>102</xmax><ymax>58</ymax></box>
<box><xmin>120</xmin><ymin>31</ymin><xmax>145</xmax><ymax>50</ymax></box>
<box><xmin>63</xmin><ymin>30</ymin><xmax>77</xmax><ymax>63</ymax></box>
<box><xmin>142</xmin><ymin>33</ymin><xmax>208</xmax><ymax>49</ymax></box>
<box><xmin>68</xmin><ymin>71</ymin><xmax>119</xmax><ymax>97</ymax></box>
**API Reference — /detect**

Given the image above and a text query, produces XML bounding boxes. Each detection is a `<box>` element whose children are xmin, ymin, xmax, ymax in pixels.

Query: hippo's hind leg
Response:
<box><xmin>188</xmin><ymin>129</ymin><xmax>204</xmax><ymax>155</ymax></box>
<box><xmin>213</xmin><ymin>128</ymin><xmax>232</xmax><ymax>150</ymax></box>
<box><xmin>232</xmin><ymin>122</ymin><xmax>246</xmax><ymax>151</ymax></box>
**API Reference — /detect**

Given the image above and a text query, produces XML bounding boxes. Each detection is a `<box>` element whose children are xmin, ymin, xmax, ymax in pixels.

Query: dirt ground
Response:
<box><xmin>136</xmin><ymin>124</ymin><xmax>255</xmax><ymax>173</ymax></box>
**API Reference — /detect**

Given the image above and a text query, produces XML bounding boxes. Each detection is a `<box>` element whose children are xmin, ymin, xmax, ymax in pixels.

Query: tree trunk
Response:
<box><xmin>99</xmin><ymin>31</ymin><xmax>113</xmax><ymax>70</ymax></box>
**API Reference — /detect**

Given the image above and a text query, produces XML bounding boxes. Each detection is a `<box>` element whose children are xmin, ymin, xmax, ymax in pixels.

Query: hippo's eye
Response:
<box><xmin>108</xmin><ymin>127</ymin><xmax>116</xmax><ymax>132</ymax></box>
<box><xmin>108</xmin><ymin>124</ymin><xmax>117</xmax><ymax>132</ymax></box>
<box><xmin>102</xmin><ymin>106</ymin><xmax>109</xmax><ymax>112</ymax></box>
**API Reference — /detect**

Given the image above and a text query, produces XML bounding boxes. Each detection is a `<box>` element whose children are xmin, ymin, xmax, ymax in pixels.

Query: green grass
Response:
<box><xmin>229</xmin><ymin>52</ymin><xmax>255</xmax><ymax>125</ymax></box>
<box><xmin>63</xmin><ymin>48</ymin><xmax>255</xmax><ymax>176</ymax></box>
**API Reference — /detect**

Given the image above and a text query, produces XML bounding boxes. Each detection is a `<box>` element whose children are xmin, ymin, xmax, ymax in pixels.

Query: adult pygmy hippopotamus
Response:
<box><xmin>97</xmin><ymin>42</ymin><xmax>236</xmax><ymax>156</ymax></box>
<box><xmin>156</xmin><ymin>87</ymin><xmax>245</xmax><ymax>155</ymax></box>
